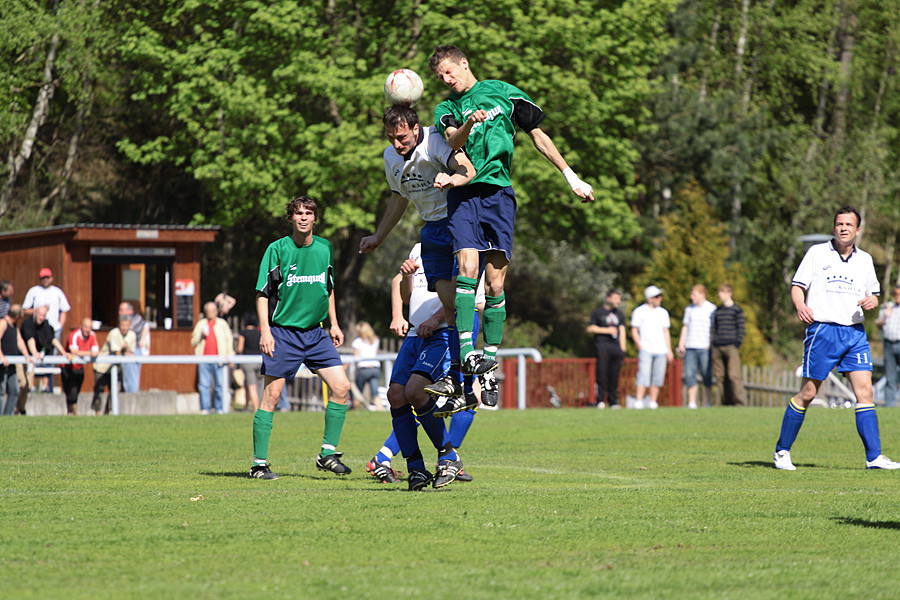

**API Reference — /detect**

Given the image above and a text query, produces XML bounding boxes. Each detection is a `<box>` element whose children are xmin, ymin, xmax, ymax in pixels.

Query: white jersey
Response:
<box><xmin>682</xmin><ymin>299</ymin><xmax>716</xmax><ymax>349</ymax></box>
<box><xmin>792</xmin><ymin>240</ymin><xmax>880</xmax><ymax>326</ymax></box>
<box><xmin>405</xmin><ymin>243</ymin><xmax>484</xmax><ymax>336</ymax></box>
<box><xmin>631</xmin><ymin>303</ymin><xmax>671</xmax><ymax>354</ymax></box>
<box><xmin>383</xmin><ymin>126</ymin><xmax>457</xmax><ymax>222</ymax></box>
<box><xmin>22</xmin><ymin>284</ymin><xmax>70</xmax><ymax>332</ymax></box>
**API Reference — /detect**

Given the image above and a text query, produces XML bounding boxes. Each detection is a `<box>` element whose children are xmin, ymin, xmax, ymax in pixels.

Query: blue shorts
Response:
<box><xmin>391</xmin><ymin>328</ymin><xmax>451</xmax><ymax>386</ymax></box>
<box><xmin>261</xmin><ymin>325</ymin><xmax>343</xmax><ymax>379</ymax></box>
<box><xmin>420</xmin><ymin>218</ymin><xmax>456</xmax><ymax>292</ymax></box>
<box><xmin>682</xmin><ymin>348</ymin><xmax>712</xmax><ymax>387</ymax></box>
<box><xmin>390</xmin><ymin>312</ymin><xmax>481</xmax><ymax>386</ymax></box>
<box><xmin>447</xmin><ymin>183</ymin><xmax>516</xmax><ymax>260</ymax></box>
<box><xmin>802</xmin><ymin>322</ymin><xmax>872</xmax><ymax>381</ymax></box>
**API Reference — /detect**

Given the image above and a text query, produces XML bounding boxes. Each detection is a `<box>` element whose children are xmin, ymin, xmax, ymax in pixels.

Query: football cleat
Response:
<box><xmin>366</xmin><ymin>457</ymin><xmax>401</xmax><ymax>483</ymax></box>
<box><xmin>866</xmin><ymin>454</ymin><xmax>900</xmax><ymax>469</ymax></box>
<box><xmin>773</xmin><ymin>450</ymin><xmax>796</xmax><ymax>471</ymax></box>
<box><xmin>480</xmin><ymin>371</ymin><xmax>499</xmax><ymax>407</ymax></box>
<box><xmin>424</xmin><ymin>374</ymin><xmax>463</xmax><ymax>398</ymax></box>
<box><xmin>433</xmin><ymin>458</ymin><xmax>463</xmax><ymax>488</ymax></box>
<box><xmin>462</xmin><ymin>354</ymin><xmax>498</xmax><ymax>376</ymax></box>
<box><xmin>249</xmin><ymin>464</ymin><xmax>280</xmax><ymax>480</ymax></box>
<box><xmin>316</xmin><ymin>453</ymin><xmax>352</xmax><ymax>475</ymax></box>
<box><xmin>407</xmin><ymin>469</ymin><xmax>433</xmax><ymax>491</ymax></box>
<box><xmin>433</xmin><ymin>393</ymin><xmax>479</xmax><ymax>418</ymax></box>
<box><xmin>455</xmin><ymin>469</ymin><xmax>473</xmax><ymax>482</ymax></box>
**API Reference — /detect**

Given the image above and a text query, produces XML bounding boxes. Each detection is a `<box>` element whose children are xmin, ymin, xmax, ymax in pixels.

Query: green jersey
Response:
<box><xmin>434</xmin><ymin>80</ymin><xmax>545</xmax><ymax>187</ymax></box>
<box><xmin>256</xmin><ymin>235</ymin><xmax>334</xmax><ymax>329</ymax></box>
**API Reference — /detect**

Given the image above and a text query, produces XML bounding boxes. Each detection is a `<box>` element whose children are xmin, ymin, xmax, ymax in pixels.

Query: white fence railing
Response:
<box><xmin>9</xmin><ymin>347</ymin><xmax>542</xmax><ymax>415</ymax></box>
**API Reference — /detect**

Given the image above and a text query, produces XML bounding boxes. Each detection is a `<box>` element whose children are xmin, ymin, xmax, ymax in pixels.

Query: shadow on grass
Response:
<box><xmin>200</xmin><ymin>471</ymin><xmax>313</xmax><ymax>479</ymax></box>
<box><xmin>833</xmin><ymin>516</ymin><xmax>900</xmax><ymax>530</ymax></box>
<box><xmin>728</xmin><ymin>460</ymin><xmax>818</xmax><ymax>469</ymax></box>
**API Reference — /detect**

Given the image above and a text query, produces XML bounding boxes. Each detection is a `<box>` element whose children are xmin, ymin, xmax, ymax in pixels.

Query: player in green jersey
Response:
<box><xmin>249</xmin><ymin>196</ymin><xmax>352</xmax><ymax>479</ymax></box>
<box><xmin>427</xmin><ymin>45</ymin><xmax>594</xmax><ymax>410</ymax></box>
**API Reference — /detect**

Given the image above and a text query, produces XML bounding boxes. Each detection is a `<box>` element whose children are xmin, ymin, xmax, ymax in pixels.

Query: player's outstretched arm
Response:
<box><xmin>527</xmin><ymin>127</ymin><xmax>594</xmax><ymax>202</ymax></box>
<box><xmin>359</xmin><ymin>194</ymin><xmax>410</xmax><ymax>253</ymax></box>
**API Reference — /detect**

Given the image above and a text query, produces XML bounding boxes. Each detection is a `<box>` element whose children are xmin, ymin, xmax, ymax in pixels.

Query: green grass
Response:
<box><xmin>3</xmin><ymin>407</ymin><xmax>900</xmax><ymax>599</ymax></box>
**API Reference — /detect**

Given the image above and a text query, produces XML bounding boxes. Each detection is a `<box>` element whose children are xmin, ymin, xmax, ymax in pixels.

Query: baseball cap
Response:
<box><xmin>39</xmin><ymin>268</ymin><xmax>53</xmax><ymax>278</ymax></box>
<box><xmin>644</xmin><ymin>285</ymin><xmax>663</xmax><ymax>299</ymax></box>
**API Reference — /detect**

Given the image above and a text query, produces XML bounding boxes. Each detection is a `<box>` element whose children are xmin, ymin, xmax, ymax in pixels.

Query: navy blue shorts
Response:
<box><xmin>420</xmin><ymin>218</ymin><xmax>456</xmax><ymax>292</ymax></box>
<box><xmin>261</xmin><ymin>325</ymin><xmax>343</xmax><ymax>379</ymax></box>
<box><xmin>801</xmin><ymin>322</ymin><xmax>872</xmax><ymax>380</ymax></box>
<box><xmin>447</xmin><ymin>183</ymin><xmax>516</xmax><ymax>260</ymax></box>
<box><xmin>390</xmin><ymin>312</ymin><xmax>481</xmax><ymax>386</ymax></box>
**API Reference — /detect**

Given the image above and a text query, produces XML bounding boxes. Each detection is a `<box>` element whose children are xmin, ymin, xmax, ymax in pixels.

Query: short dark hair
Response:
<box><xmin>606</xmin><ymin>289</ymin><xmax>621</xmax><ymax>298</ymax></box>
<box><xmin>835</xmin><ymin>205</ymin><xmax>861</xmax><ymax>227</ymax></box>
<box><xmin>383</xmin><ymin>104</ymin><xmax>419</xmax><ymax>130</ymax></box>
<box><xmin>285</xmin><ymin>196</ymin><xmax>318</xmax><ymax>221</ymax></box>
<box><xmin>428</xmin><ymin>45</ymin><xmax>467</xmax><ymax>72</ymax></box>
<box><xmin>0</xmin><ymin>280</ymin><xmax>11</xmax><ymax>294</ymax></box>
<box><xmin>243</xmin><ymin>311</ymin><xmax>259</xmax><ymax>327</ymax></box>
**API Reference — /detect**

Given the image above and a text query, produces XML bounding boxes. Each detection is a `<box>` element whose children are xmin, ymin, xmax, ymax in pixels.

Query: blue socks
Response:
<box><xmin>855</xmin><ymin>405</ymin><xmax>882</xmax><ymax>461</ymax></box>
<box><xmin>416</xmin><ymin>398</ymin><xmax>457</xmax><ymax>462</ymax></box>
<box><xmin>391</xmin><ymin>405</ymin><xmax>425</xmax><ymax>471</ymax></box>
<box><xmin>450</xmin><ymin>409</ymin><xmax>476</xmax><ymax>449</ymax></box>
<box><xmin>775</xmin><ymin>397</ymin><xmax>807</xmax><ymax>453</ymax></box>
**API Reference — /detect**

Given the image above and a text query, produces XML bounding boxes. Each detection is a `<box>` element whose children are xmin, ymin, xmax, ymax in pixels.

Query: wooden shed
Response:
<box><xmin>0</xmin><ymin>223</ymin><xmax>219</xmax><ymax>393</ymax></box>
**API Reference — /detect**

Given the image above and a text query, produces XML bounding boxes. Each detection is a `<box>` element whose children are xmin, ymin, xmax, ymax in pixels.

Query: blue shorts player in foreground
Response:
<box><xmin>250</xmin><ymin>196</ymin><xmax>353</xmax><ymax>479</ymax></box>
<box><xmin>774</xmin><ymin>206</ymin><xmax>899</xmax><ymax>471</ymax></box>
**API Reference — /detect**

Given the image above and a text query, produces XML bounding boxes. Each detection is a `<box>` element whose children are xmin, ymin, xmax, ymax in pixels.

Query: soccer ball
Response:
<box><xmin>384</xmin><ymin>69</ymin><xmax>423</xmax><ymax>107</ymax></box>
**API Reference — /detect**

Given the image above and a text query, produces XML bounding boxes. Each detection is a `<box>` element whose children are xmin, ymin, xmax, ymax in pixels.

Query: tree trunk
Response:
<box><xmin>698</xmin><ymin>9</ymin><xmax>720</xmax><ymax>103</ymax></box>
<box><xmin>0</xmin><ymin>32</ymin><xmax>61</xmax><ymax>219</ymax></box>
<box><xmin>831</xmin><ymin>0</ymin><xmax>855</xmax><ymax>156</ymax></box>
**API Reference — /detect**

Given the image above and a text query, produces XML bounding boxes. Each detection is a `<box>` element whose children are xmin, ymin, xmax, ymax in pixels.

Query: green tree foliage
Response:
<box><xmin>633</xmin><ymin>181</ymin><xmax>765</xmax><ymax>366</ymax></box>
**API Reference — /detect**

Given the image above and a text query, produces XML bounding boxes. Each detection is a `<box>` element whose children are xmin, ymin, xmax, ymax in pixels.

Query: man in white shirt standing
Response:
<box><xmin>774</xmin><ymin>206</ymin><xmax>899</xmax><ymax>470</ymax></box>
<box><xmin>677</xmin><ymin>284</ymin><xmax>716</xmax><ymax>409</ymax></box>
<box><xmin>876</xmin><ymin>284</ymin><xmax>900</xmax><ymax>408</ymax></box>
<box><xmin>631</xmin><ymin>285</ymin><xmax>673</xmax><ymax>408</ymax></box>
<box><xmin>22</xmin><ymin>268</ymin><xmax>70</xmax><ymax>393</ymax></box>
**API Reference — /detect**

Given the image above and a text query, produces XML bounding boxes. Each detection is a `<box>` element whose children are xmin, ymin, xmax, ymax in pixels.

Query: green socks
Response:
<box><xmin>482</xmin><ymin>293</ymin><xmax>506</xmax><ymax>359</ymax></box>
<box><xmin>455</xmin><ymin>276</ymin><xmax>478</xmax><ymax>361</ymax></box>
<box><xmin>252</xmin><ymin>409</ymin><xmax>274</xmax><ymax>464</ymax></box>
<box><xmin>321</xmin><ymin>401</ymin><xmax>348</xmax><ymax>456</ymax></box>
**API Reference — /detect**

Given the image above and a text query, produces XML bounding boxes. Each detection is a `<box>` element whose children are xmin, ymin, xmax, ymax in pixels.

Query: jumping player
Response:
<box><xmin>428</xmin><ymin>45</ymin><xmax>594</xmax><ymax>411</ymax></box>
<box><xmin>360</xmin><ymin>104</ymin><xmax>477</xmax><ymax>406</ymax></box>
<box><xmin>250</xmin><ymin>196</ymin><xmax>352</xmax><ymax>480</ymax></box>
<box><xmin>774</xmin><ymin>206</ymin><xmax>900</xmax><ymax>470</ymax></box>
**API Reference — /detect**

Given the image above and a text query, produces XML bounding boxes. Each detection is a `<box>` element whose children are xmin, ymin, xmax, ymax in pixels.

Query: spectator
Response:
<box><xmin>0</xmin><ymin>304</ymin><xmax>32</xmax><ymax>415</ymax></box>
<box><xmin>62</xmin><ymin>318</ymin><xmax>99</xmax><ymax>415</ymax></box>
<box><xmin>191</xmin><ymin>301</ymin><xmax>234</xmax><ymax>415</ymax></box>
<box><xmin>711</xmin><ymin>283</ymin><xmax>747</xmax><ymax>406</ymax></box>
<box><xmin>351</xmin><ymin>321</ymin><xmax>381</xmax><ymax>408</ymax></box>
<box><xmin>23</xmin><ymin>268</ymin><xmax>70</xmax><ymax>392</ymax></box>
<box><xmin>587</xmin><ymin>289</ymin><xmax>627</xmax><ymax>409</ymax></box>
<box><xmin>21</xmin><ymin>305</ymin><xmax>71</xmax><ymax>409</ymax></box>
<box><xmin>630</xmin><ymin>285</ymin><xmax>673</xmax><ymax>408</ymax></box>
<box><xmin>876</xmin><ymin>284</ymin><xmax>900</xmax><ymax>407</ymax></box>
<box><xmin>215</xmin><ymin>293</ymin><xmax>236</xmax><ymax>319</ymax></box>
<box><xmin>0</xmin><ymin>279</ymin><xmax>13</xmax><ymax>319</ymax></box>
<box><xmin>118</xmin><ymin>302</ymin><xmax>149</xmax><ymax>392</ymax></box>
<box><xmin>237</xmin><ymin>311</ymin><xmax>262</xmax><ymax>413</ymax></box>
<box><xmin>676</xmin><ymin>284</ymin><xmax>717</xmax><ymax>409</ymax></box>
<box><xmin>92</xmin><ymin>314</ymin><xmax>136</xmax><ymax>415</ymax></box>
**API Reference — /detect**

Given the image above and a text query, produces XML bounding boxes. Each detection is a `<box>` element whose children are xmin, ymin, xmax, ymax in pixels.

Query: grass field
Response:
<box><xmin>3</xmin><ymin>406</ymin><xmax>900</xmax><ymax>599</ymax></box>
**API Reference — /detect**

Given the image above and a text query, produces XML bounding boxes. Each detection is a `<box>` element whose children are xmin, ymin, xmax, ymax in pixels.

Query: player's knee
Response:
<box><xmin>387</xmin><ymin>385</ymin><xmax>406</xmax><ymax>407</ymax></box>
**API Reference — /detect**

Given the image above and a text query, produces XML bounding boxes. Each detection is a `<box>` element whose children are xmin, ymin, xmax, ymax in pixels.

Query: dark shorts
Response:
<box><xmin>447</xmin><ymin>183</ymin><xmax>516</xmax><ymax>260</ymax></box>
<box><xmin>420</xmin><ymin>218</ymin><xmax>456</xmax><ymax>292</ymax></box>
<box><xmin>261</xmin><ymin>326</ymin><xmax>343</xmax><ymax>379</ymax></box>
<box><xmin>390</xmin><ymin>328</ymin><xmax>451</xmax><ymax>386</ymax></box>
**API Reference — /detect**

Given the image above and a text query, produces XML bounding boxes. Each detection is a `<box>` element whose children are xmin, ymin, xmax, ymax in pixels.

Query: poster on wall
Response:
<box><xmin>175</xmin><ymin>279</ymin><xmax>195</xmax><ymax>328</ymax></box>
